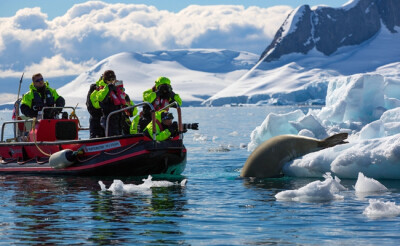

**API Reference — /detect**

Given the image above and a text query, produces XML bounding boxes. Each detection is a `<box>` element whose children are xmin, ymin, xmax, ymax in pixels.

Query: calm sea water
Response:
<box><xmin>0</xmin><ymin>106</ymin><xmax>399</xmax><ymax>245</ymax></box>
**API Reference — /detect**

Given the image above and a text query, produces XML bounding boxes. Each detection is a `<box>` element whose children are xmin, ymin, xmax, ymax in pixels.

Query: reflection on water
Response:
<box><xmin>0</xmin><ymin>175</ymin><xmax>188</xmax><ymax>245</ymax></box>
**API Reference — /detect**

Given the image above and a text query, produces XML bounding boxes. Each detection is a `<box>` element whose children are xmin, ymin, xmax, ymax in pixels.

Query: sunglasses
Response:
<box><xmin>34</xmin><ymin>78</ymin><xmax>44</xmax><ymax>83</ymax></box>
<box><xmin>162</xmin><ymin>114</ymin><xmax>174</xmax><ymax>120</ymax></box>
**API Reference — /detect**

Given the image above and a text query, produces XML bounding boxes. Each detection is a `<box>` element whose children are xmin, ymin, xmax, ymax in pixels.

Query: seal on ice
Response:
<box><xmin>240</xmin><ymin>133</ymin><xmax>348</xmax><ymax>178</ymax></box>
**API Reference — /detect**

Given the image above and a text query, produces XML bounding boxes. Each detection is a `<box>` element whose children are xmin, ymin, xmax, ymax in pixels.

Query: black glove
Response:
<box><xmin>90</xmin><ymin>83</ymin><xmax>97</xmax><ymax>91</ymax></box>
<box><xmin>168</xmin><ymin>121</ymin><xmax>179</xmax><ymax>137</ymax></box>
<box><xmin>44</xmin><ymin>108</ymin><xmax>59</xmax><ymax>119</ymax></box>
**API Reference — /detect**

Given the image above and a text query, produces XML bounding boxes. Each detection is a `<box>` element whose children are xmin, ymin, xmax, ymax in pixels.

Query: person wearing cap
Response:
<box><xmin>136</xmin><ymin>76</ymin><xmax>182</xmax><ymax>133</ymax></box>
<box><xmin>86</xmin><ymin>77</ymin><xmax>105</xmax><ymax>138</ymax></box>
<box><xmin>143</xmin><ymin>110</ymin><xmax>178</xmax><ymax>141</ymax></box>
<box><xmin>90</xmin><ymin>70</ymin><xmax>137</xmax><ymax>137</ymax></box>
<box><xmin>20</xmin><ymin>73</ymin><xmax>65</xmax><ymax>119</ymax></box>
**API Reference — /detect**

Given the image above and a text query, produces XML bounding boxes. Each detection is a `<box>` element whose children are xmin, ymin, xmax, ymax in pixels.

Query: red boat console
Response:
<box><xmin>29</xmin><ymin>119</ymin><xmax>79</xmax><ymax>142</ymax></box>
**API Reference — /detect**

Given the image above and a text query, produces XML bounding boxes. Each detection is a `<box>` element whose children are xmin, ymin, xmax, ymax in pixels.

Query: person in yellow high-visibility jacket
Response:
<box><xmin>143</xmin><ymin>111</ymin><xmax>178</xmax><ymax>141</ymax></box>
<box><xmin>134</xmin><ymin>77</ymin><xmax>182</xmax><ymax>134</ymax></box>
<box><xmin>90</xmin><ymin>70</ymin><xmax>137</xmax><ymax>137</ymax></box>
<box><xmin>20</xmin><ymin>73</ymin><xmax>65</xmax><ymax>119</ymax></box>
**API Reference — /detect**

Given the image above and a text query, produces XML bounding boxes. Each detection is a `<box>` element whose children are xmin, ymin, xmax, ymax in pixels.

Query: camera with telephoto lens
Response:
<box><xmin>157</xmin><ymin>84</ymin><xmax>172</xmax><ymax>99</ymax></box>
<box><xmin>183</xmin><ymin>123</ymin><xmax>199</xmax><ymax>131</ymax></box>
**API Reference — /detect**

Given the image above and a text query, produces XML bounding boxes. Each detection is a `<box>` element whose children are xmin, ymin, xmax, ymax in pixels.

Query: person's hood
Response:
<box><xmin>29</xmin><ymin>81</ymin><xmax>50</xmax><ymax>91</ymax></box>
<box><xmin>155</xmin><ymin>77</ymin><xmax>171</xmax><ymax>88</ymax></box>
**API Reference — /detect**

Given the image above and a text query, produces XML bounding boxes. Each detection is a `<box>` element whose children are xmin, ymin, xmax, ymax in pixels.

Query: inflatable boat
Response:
<box><xmin>0</xmin><ymin>102</ymin><xmax>186</xmax><ymax>176</ymax></box>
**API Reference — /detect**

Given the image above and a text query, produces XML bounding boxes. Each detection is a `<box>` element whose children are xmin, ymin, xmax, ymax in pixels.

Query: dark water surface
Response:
<box><xmin>1</xmin><ymin>107</ymin><xmax>399</xmax><ymax>245</ymax></box>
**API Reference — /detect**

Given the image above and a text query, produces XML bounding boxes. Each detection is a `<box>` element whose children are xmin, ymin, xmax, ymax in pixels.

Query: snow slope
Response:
<box><xmin>204</xmin><ymin>25</ymin><xmax>400</xmax><ymax>106</ymax></box>
<box><xmin>58</xmin><ymin>24</ymin><xmax>400</xmax><ymax>108</ymax></box>
<box><xmin>57</xmin><ymin>49</ymin><xmax>258</xmax><ymax>107</ymax></box>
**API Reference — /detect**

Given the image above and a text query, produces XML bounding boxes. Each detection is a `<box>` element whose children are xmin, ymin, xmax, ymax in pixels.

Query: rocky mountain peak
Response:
<box><xmin>260</xmin><ymin>0</ymin><xmax>400</xmax><ymax>62</ymax></box>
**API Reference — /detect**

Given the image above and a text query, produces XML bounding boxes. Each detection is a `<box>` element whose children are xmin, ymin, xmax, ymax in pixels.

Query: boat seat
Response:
<box><xmin>30</xmin><ymin>119</ymin><xmax>79</xmax><ymax>141</ymax></box>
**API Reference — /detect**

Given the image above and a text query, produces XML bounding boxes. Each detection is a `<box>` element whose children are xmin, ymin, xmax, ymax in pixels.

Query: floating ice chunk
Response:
<box><xmin>141</xmin><ymin>175</ymin><xmax>187</xmax><ymax>188</ymax></box>
<box><xmin>363</xmin><ymin>199</ymin><xmax>400</xmax><ymax>219</ymax></box>
<box><xmin>354</xmin><ymin>172</ymin><xmax>388</xmax><ymax>193</ymax></box>
<box><xmin>193</xmin><ymin>133</ymin><xmax>208</xmax><ymax>142</ymax></box>
<box><xmin>208</xmin><ymin>145</ymin><xmax>230</xmax><ymax>152</ymax></box>
<box><xmin>180</xmin><ymin>179</ymin><xmax>188</xmax><ymax>186</ymax></box>
<box><xmin>275</xmin><ymin>172</ymin><xmax>347</xmax><ymax>202</ymax></box>
<box><xmin>108</xmin><ymin>179</ymin><xmax>129</xmax><ymax>194</ymax></box>
<box><xmin>98</xmin><ymin>181</ymin><xmax>107</xmax><ymax>191</ymax></box>
<box><xmin>228</xmin><ymin>131</ymin><xmax>239</xmax><ymax>136</ymax></box>
<box><xmin>98</xmin><ymin>175</ymin><xmax>187</xmax><ymax>195</ymax></box>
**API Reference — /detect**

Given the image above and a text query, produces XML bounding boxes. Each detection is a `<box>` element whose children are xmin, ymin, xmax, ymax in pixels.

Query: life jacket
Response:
<box><xmin>109</xmin><ymin>87</ymin><xmax>127</xmax><ymax>106</ymax></box>
<box><xmin>32</xmin><ymin>89</ymin><xmax>55</xmax><ymax>110</ymax></box>
<box><xmin>152</xmin><ymin>97</ymin><xmax>170</xmax><ymax>111</ymax></box>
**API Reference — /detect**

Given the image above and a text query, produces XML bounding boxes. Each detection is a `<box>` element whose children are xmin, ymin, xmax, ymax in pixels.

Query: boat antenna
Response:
<box><xmin>13</xmin><ymin>72</ymin><xmax>24</xmax><ymax>118</ymax></box>
<box><xmin>12</xmin><ymin>72</ymin><xmax>24</xmax><ymax>138</ymax></box>
<box><xmin>17</xmin><ymin>72</ymin><xmax>24</xmax><ymax>101</ymax></box>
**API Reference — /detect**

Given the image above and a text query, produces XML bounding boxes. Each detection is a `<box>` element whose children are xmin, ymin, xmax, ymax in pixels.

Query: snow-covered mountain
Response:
<box><xmin>260</xmin><ymin>0</ymin><xmax>400</xmax><ymax>61</ymax></box>
<box><xmin>57</xmin><ymin>49</ymin><xmax>258</xmax><ymax>107</ymax></box>
<box><xmin>203</xmin><ymin>0</ymin><xmax>400</xmax><ymax>106</ymax></box>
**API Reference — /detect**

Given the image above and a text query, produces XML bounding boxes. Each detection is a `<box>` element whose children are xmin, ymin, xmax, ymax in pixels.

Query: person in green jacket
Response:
<box><xmin>144</xmin><ymin>111</ymin><xmax>178</xmax><ymax>141</ymax></box>
<box><xmin>135</xmin><ymin>76</ymin><xmax>182</xmax><ymax>133</ymax></box>
<box><xmin>20</xmin><ymin>73</ymin><xmax>65</xmax><ymax>119</ymax></box>
<box><xmin>90</xmin><ymin>70</ymin><xmax>137</xmax><ymax>137</ymax></box>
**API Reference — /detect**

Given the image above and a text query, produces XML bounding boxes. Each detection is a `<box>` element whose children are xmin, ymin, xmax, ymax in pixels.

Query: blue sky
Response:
<box><xmin>0</xmin><ymin>0</ymin><xmax>351</xmax><ymax>94</ymax></box>
<box><xmin>1</xmin><ymin>0</ymin><xmax>349</xmax><ymax>18</ymax></box>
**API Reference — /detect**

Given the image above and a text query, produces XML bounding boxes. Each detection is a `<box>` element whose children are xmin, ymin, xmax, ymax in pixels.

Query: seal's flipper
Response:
<box><xmin>319</xmin><ymin>133</ymin><xmax>348</xmax><ymax>148</ymax></box>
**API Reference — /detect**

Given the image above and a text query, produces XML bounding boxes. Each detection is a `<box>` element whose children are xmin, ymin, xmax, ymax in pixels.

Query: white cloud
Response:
<box><xmin>0</xmin><ymin>93</ymin><xmax>20</xmax><ymax>105</ymax></box>
<box><xmin>0</xmin><ymin>55</ymin><xmax>96</xmax><ymax>78</ymax></box>
<box><xmin>24</xmin><ymin>54</ymin><xmax>97</xmax><ymax>77</ymax></box>
<box><xmin>13</xmin><ymin>7</ymin><xmax>49</xmax><ymax>30</ymax></box>
<box><xmin>0</xmin><ymin>1</ymin><xmax>292</xmax><ymax>77</ymax></box>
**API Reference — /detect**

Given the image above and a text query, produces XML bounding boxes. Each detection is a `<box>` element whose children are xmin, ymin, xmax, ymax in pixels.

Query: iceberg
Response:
<box><xmin>250</xmin><ymin>71</ymin><xmax>400</xmax><ymax>179</ymax></box>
